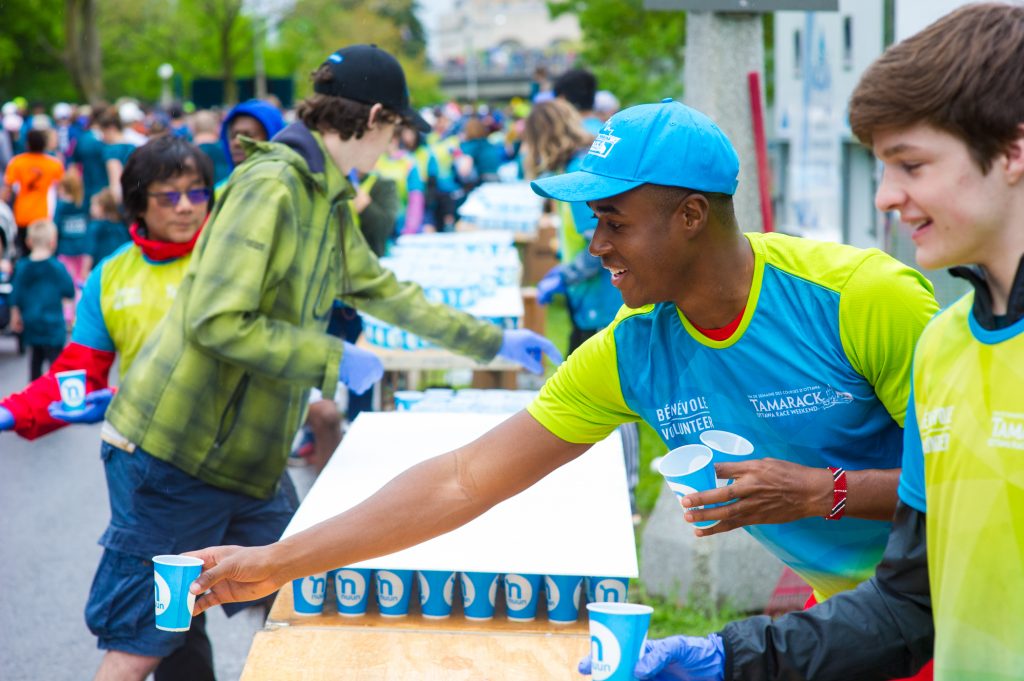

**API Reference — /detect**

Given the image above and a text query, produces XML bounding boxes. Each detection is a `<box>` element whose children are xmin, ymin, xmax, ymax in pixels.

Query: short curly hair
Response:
<box><xmin>296</xmin><ymin>65</ymin><xmax>402</xmax><ymax>140</ymax></box>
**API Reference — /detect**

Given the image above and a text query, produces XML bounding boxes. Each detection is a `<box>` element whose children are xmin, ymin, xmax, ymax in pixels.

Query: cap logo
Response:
<box><xmin>328</xmin><ymin>53</ymin><xmax>344</xmax><ymax>63</ymax></box>
<box><xmin>588</xmin><ymin>128</ymin><xmax>620</xmax><ymax>159</ymax></box>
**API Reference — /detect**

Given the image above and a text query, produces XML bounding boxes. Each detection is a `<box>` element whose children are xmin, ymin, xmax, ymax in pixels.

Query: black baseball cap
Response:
<box><xmin>314</xmin><ymin>44</ymin><xmax>431</xmax><ymax>133</ymax></box>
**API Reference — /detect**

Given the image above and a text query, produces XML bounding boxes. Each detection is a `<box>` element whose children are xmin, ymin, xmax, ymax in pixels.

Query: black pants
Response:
<box><xmin>29</xmin><ymin>344</ymin><xmax>61</xmax><ymax>380</ymax></box>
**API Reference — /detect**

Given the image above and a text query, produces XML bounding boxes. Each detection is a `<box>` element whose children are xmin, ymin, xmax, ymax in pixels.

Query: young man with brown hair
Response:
<box><xmin>74</xmin><ymin>45</ymin><xmax>559</xmax><ymax>681</ymax></box>
<box><xmin>578</xmin><ymin>4</ymin><xmax>1024</xmax><ymax>679</ymax></box>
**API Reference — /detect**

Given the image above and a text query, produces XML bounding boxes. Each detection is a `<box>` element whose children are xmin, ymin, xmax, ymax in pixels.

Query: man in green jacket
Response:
<box><xmin>90</xmin><ymin>44</ymin><xmax>561</xmax><ymax>681</ymax></box>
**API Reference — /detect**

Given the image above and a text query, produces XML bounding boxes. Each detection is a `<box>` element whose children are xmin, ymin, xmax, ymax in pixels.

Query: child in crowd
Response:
<box><xmin>1</xmin><ymin>129</ymin><xmax>65</xmax><ymax>255</ymax></box>
<box><xmin>86</xmin><ymin>187</ymin><xmax>130</xmax><ymax>265</ymax></box>
<box><xmin>54</xmin><ymin>172</ymin><xmax>91</xmax><ymax>325</ymax></box>
<box><xmin>10</xmin><ymin>219</ymin><xmax>75</xmax><ymax>379</ymax></box>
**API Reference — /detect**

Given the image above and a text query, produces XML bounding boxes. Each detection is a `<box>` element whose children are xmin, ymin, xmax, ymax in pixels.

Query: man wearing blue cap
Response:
<box><xmin>181</xmin><ymin>98</ymin><xmax>936</xmax><ymax>672</ymax></box>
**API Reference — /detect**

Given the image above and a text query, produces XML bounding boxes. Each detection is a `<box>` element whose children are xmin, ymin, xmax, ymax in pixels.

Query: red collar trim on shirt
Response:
<box><xmin>691</xmin><ymin>306</ymin><xmax>746</xmax><ymax>342</ymax></box>
<box><xmin>129</xmin><ymin>217</ymin><xmax>206</xmax><ymax>261</ymax></box>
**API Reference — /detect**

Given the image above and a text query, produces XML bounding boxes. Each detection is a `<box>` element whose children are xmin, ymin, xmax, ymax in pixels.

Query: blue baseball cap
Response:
<box><xmin>531</xmin><ymin>99</ymin><xmax>739</xmax><ymax>202</ymax></box>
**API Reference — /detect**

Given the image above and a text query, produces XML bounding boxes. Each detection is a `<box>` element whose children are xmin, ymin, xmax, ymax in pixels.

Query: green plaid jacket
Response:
<box><xmin>106</xmin><ymin>124</ymin><xmax>503</xmax><ymax>499</ymax></box>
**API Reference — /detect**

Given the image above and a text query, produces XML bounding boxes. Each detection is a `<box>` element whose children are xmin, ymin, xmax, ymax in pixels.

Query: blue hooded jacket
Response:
<box><xmin>219</xmin><ymin>99</ymin><xmax>286</xmax><ymax>170</ymax></box>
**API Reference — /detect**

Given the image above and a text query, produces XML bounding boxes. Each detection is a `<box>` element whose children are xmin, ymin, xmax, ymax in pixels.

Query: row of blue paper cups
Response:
<box><xmin>293</xmin><ymin>570</ymin><xmax>631</xmax><ymax>623</ymax></box>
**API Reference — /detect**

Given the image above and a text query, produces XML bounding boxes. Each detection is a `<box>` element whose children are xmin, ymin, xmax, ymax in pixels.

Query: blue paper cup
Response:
<box><xmin>153</xmin><ymin>555</ymin><xmax>203</xmax><ymax>632</ymax></box>
<box><xmin>503</xmin><ymin>573</ymin><xmax>543</xmax><ymax>621</ymax></box>
<box><xmin>460</xmin><ymin>572</ymin><xmax>500</xmax><ymax>621</ymax></box>
<box><xmin>586</xmin><ymin>602</ymin><xmax>654</xmax><ymax>681</ymax></box>
<box><xmin>418</xmin><ymin>570</ymin><xmax>456</xmax><ymax>619</ymax></box>
<box><xmin>587</xmin><ymin>576</ymin><xmax>630</xmax><ymax>604</ymax></box>
<box><xmin>375</xmin><ymin>569</ymin><xmax>414</xmax><ymax>617</ymax></box>
<box><xmin>658</xmin><ymin>443</ymin><xmax>720</xmax><ymax>528</ymax></box>
<box><xmin>292</xmin><ymin>573</ymin><xmax>328</xmax><ymax>616</ymax></box>
<box><xmin>544</xmin><ymin>574</ymin><xmax>583</xmax><ymax>623</ymax></box>
<box><xmin>700</xmin><ymin>430</ymin><xmax>754</xmax><ymax>491</ymax></box>
<box><xmin>334</xmin><ymin>568</ymin><xmax>372</xmax><ymax>617</ymax></box>
<box><xmin>55</xmin><ymin>369</ymin><xmax>87</xmax><ymax>412</ymax></box>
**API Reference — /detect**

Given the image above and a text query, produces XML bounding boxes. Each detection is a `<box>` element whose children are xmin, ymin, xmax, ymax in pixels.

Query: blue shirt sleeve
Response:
<box><xmin>897</xmin><ymin>382</ymin><xmax>927</xmax><ymax>513</ymax></box>
<box><xmin>70</xmin><ymin>262</ymin><xmax>115</xmax><ymax>352</ymax></box>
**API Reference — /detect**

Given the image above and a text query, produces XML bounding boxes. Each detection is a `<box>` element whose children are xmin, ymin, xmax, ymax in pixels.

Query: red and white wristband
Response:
<box><xmin>825</xmin><ymin>466</ymin><xmax>847</xmax><ymax>520</ymax></box>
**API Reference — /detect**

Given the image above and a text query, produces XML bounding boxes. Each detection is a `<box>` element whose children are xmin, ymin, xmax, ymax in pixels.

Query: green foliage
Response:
<box><xmin>0</xmin><ymin>0</ymin><xmax>78</xmax><ymax>103</ymax></box>
<box><xmin>635</xmin><ymin>584</ymin><xmax>743</xmax><ymax>638</ymax></box>
<box><xmin>99</xmin><ymin>0</ymin><xmax>254</xmax><ymax>103</ymax></box>
<box><xmin>0</xmin><ymin>0</ymin><xmax>430</xmax><ymax>107</ymax></box>
<box><xmin>548</xmin><ymin>0</ymin><xmax>687</xmax><ymax>107</ymax></box>
<box><xmin>266</xmin><ymin>0</ymin><xmax>439</xmax><ymax>106</ymax></box>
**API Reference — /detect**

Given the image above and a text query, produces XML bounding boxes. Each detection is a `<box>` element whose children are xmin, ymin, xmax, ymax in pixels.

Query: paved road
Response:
<box><xmin>0</xmin><ymin>336</ymin><xmax>314</xmax><ymax>680</ymax></box>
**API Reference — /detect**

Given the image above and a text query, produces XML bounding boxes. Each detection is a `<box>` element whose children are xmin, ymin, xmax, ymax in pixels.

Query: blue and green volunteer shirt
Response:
<box><xmin>73</xmin><ymin>242</ymin><xmax>189</xmax><ymax>375</ymax></box>
<box><xmin>529</xmin><ymin>232</ymin><xmax>938</xmax><ymax>599</ymax></box>
<box><xmin>898</xmin><ymin>294</ymin><xmax>1024</xmax><ymax>680</ymax></box>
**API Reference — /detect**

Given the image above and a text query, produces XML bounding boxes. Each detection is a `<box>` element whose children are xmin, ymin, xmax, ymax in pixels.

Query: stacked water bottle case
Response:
<box><xmin>362</xmin><ymin>232</ymin><xmax>523</xmax><ymax>351</ymax></box>
<box><xmin>291</xmin><ymin>569</ymin><xmax>631</xmax><ymax>625</ymax></box>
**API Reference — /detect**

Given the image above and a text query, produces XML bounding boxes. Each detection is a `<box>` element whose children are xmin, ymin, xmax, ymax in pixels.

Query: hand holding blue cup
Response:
<box><xmin>55</xmin><ymin>369</ymin><xmax>87</xmax><ymax>413</ymax></box>
<box><xmin>700</xmin><ymin>429</ymin><xmax>754</xmax><ymax>489</ymax></box>
<box><xmin>658</xmin><ymin>444</ymin><xmax>720</xmax><ymax>529</ymax></box>
<box><xmin>153</xmin><ymin>555</ymin><xmax>203</xmax><ymax>632</ymax></box>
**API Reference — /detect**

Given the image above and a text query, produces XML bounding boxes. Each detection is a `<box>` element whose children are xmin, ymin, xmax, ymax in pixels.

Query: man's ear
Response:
<box><xmin>1004</xmin><ymin>123</ymin><xmax>1024</xmax><ymax>186</ymax></box>
<box><xmin>367</xmin><ymin>103</ymin><xmax>385</xmax><ymax>130</ymax></box>
<box><xmin>675</xmin><ymin>193</ymin><xmax>710</xmax><ymax>238</ymax></box>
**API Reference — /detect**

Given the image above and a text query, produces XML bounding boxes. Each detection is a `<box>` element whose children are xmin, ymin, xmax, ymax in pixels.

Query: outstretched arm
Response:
<box><xmin>188</xmin><ymin>411</ymin><xmax>589</xmax><ymax>611</ymax></box>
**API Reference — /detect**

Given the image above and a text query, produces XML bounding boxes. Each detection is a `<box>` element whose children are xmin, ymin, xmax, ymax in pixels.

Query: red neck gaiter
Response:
<box><xmin>130</xmin><ymin>218</ymin><xmax>206</xmax><ymax>261</ymax></box>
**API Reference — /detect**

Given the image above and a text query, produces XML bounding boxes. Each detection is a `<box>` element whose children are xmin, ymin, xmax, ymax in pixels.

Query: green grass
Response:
<box><xmin>544</xmin><ymin>300</ymin><xmax>742</xmax><ymax>634</ymax></box>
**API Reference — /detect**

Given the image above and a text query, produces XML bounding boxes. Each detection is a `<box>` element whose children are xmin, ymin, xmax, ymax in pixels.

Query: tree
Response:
<box><xmin>547</xmin><ymin>0</ymin><xmax>686</xmax><ymax>106</ymax></box>
<box><xmin>0</xmin><ymin>0</ymin><xmax>78</xmax><ymax>104</ymax></box>
<box><xmin>63</xmin><ymin>0</ymin><xmax>104</xmax><ymax>104</ymax></box>
<box><xmin>266</xmin><ymin>0</ymin><xmax>441</xmax><ymax>105</ymax></box>
<box><xmin>194</xmin><ymin>0</ymin><xmax>252</xmax><ymax>105</ymax></box>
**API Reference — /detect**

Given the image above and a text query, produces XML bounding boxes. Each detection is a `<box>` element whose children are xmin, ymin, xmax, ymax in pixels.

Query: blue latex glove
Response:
<box><xmin>48</xmin><ymin>388</ymin><xmax>115</xmax><ymax>424</ymax></box>
<box><xmin>497</xmin><ymin>329</ymin><xmax>563</xmax><ymax>374</ymax></box>
<box><xmin>338</xmin><ymin>341</ymin><xmax>384</xmax><ymax>395</ymax></box>
<box><xmin>577</xmin><ymin>634</ymin><xmax>725</xmax><ymax>681</ymax></box>
<box><xmin>536</xmin><ymin>265</ymin><xmax>566</xmax><ymax>305</ymax></box>
<box><xmin>0</xmin><ymin>406</ymin><xmax>14</xmax><ymax>431</ymax></box>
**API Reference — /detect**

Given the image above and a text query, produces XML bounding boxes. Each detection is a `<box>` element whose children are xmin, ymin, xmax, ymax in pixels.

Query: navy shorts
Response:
<box><xmin>85</xmin><ymin>441</ymin><xmax>296</xmax><ymax>658</ymax></box>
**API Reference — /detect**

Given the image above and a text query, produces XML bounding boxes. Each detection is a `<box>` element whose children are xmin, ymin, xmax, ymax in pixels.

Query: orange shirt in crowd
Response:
<box><xmin>4</xmin><ymin>152</ymin><xmax>65</xmax><ymax>227</ymax></box>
